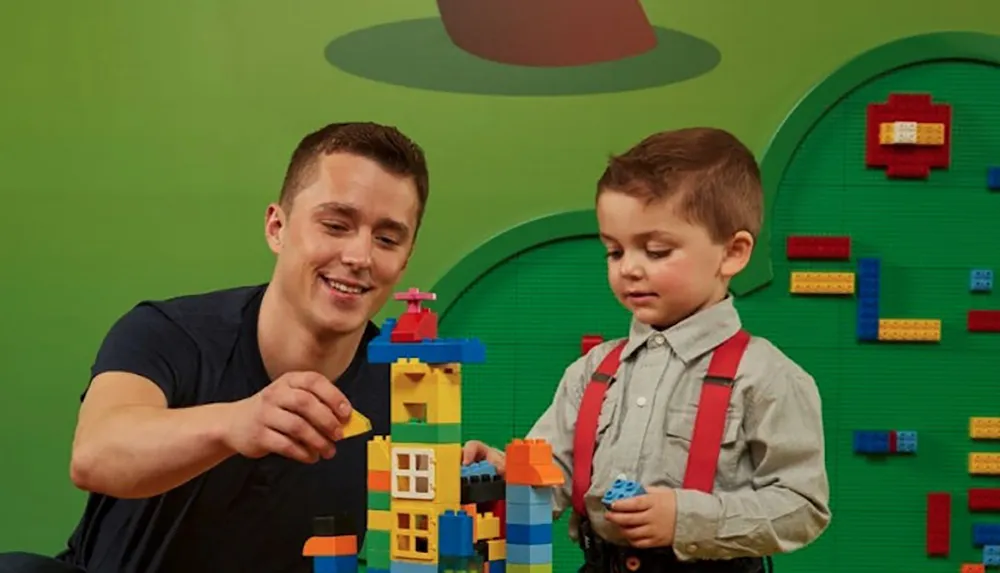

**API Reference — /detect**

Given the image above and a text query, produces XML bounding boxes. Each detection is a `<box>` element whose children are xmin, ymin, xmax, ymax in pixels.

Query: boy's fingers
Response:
<box><xmin>605</xmin><ymin>509</ymin><xmax>648</xmax><ymax>528</ymax></box>
<box><xmin>610</xmin><ymin>495</ymin><xmax>652</xmax><ymax>513</ymax></box>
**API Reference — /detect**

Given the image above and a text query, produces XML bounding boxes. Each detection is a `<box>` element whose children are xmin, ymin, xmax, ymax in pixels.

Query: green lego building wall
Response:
<box><xmin>433</xmin><ymin>34</ymin><xmax>1000</xmax><ymax>573</ymax></box>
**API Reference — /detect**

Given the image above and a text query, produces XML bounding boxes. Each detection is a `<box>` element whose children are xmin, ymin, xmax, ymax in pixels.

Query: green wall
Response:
<box><xmin>1</xmin><ymin>0</ymin><xmax>999</xmax><ymax>557</ymax></box>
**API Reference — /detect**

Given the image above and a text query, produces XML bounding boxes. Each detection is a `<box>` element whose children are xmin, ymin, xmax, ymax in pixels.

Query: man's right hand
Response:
<box><xmin>224</xmin><ymin>371</ymin><xmax>352</xmax><ymax>464</ymax></box>
<box><xmin>462</xmin><ymin>440</ymin><xmax>507</xmax><ymax>476</ymax></box>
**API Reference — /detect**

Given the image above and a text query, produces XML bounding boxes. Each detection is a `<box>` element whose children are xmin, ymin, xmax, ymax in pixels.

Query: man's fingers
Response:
<box><xmin>276</xmin><ymin>388</ymin><xmax>343</xmax><ymax>440</ymax></box>
<box><xmin>260</xmin><ymin>428</ymin><xmax>321</xmax><ymax>464</ymax></box>
<box><xmin>289</xmin><ymin>374</ymin><xmax>353</xmax><ymax>423</ymax></box>
<box><xmin>265</xmin><ymin>406</ymin><xmax>336</xmax><ymax>458</ymax></box>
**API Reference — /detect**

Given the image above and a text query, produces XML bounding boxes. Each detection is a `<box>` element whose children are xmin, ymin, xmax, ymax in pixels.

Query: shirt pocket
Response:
<box><xmin>661</xmin><ymin>405</ymin><xmax>743</xmax><ymax>488</ymax></box>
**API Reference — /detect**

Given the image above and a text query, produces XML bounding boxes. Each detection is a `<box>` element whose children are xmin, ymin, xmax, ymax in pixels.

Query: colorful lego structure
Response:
<box><xmin>865</xmin><ymin>93</ymin><xmax>952</xmax><ymax>179</ymax></box>
<box><xmin>303</xmin><ymin>288</ymin><xmax>564</xmax><ymax>573</ymax></box>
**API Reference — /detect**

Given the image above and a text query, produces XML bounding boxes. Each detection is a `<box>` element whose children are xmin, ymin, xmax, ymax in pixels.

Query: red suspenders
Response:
<box><xmin>570</xmin><ymin>329</ymin><xmax>752</xmax><ymax>516</ymax></box>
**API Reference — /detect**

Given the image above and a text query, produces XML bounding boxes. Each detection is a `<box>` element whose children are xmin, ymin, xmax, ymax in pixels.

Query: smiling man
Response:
<box><xmin>0</xmin><ymin>122</ymin><xmax>429</xmax><ymax>573</ymax></box>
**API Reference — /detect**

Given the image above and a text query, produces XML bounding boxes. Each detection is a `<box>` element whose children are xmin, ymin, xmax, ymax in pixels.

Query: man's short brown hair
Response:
<box><xmin>279</xmin><ymin>122</ymin><xmax>430</xmax><ymax>225</ymax></box>
<box><xmin>596</xmin><ymin>127</ymin><xmax>763</xmax><ymax>242</ymax></box>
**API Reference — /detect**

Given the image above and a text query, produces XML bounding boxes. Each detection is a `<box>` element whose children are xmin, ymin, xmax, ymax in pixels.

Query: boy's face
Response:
<box><xmin>596</xmin><ymin>189</ymin><xmax>753</xmax><ymax>329</ymax></box>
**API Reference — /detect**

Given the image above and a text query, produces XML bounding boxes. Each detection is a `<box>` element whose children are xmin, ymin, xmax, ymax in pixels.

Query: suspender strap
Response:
<box><xmin>682</xmin><ymin>329</ymin><xmax>751</xmax><ymax>492</ymax></box>
<box><xmin>570</xmin><ymin>329</ymin><xmax>752</xmax><ymax>515</ymax></box>
<box><xmin>571</xmin><ymin>342</ymin><xmax>626</xmax><ymax>516</ymax></box>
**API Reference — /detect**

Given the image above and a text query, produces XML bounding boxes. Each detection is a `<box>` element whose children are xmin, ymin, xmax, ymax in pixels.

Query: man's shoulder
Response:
<box><xmin>145</xmin><ymin>284</ymin><xmax>266</xmax><ymax>321</ymax></box>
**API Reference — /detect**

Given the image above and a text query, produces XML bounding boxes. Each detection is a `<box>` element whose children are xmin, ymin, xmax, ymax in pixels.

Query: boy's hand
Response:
<box><xmin>604</xmin><ymin>486</ymin><xmax>677</xmax><ymax>549</ymax></box>
<box><xmin>461</xmin><ymin>440</ymin><xmax>506</xmax><ymax>475</ymax></box>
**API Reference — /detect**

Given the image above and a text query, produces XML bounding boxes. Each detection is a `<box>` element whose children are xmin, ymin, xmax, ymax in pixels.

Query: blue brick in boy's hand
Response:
<box><xmin>601</xmin><ymin>478</ymin><xmax>646</xmax><ymax>509</ymax></box>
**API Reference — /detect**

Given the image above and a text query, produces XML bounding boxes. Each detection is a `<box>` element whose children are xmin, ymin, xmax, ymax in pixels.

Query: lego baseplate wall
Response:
<box><xmin>435</xmin><ymin>57</ymin><xmax>1000</xmax><ymax>573</ymax></box>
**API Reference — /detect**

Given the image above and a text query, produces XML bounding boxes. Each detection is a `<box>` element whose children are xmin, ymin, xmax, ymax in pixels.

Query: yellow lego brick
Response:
<box><xmin>368</xmin><ymin>509</ymin><xmax>392</xmax><ymax>531</ymax></box>
<box><xmin>971</xmin><ymin>417</ymin><xmax>1000</xmax><ymax>439</ymax></box>
<box><xmin>878</xmin><ymin>122</ymin><xmax>894</xmax><ymax>144</ymax></box>
<box><xmin>970</xmin><ymin>453</ymin><xmax>1000</xmax><ymax>475</ymax></box>
<box><xmin>879</xmin><ymin>121</ymin><xmax>918</xmax><ymax>145</ymax></box>
<box><xmin>487</xmin><ymin>539</ymin><xmax>506</xmax><ymax>561</ymax></box>
<box><xmin>475</xmin><ymin>512</ymin><xmax>500</xmax><ymax>541</ymax></box>
<box><xmin>389</xmin><ymin>443</ymin><xmax>462</xmax><ymax>505</ymax></box>
<box><xmin>389</xmin><ymin>500</ymin><xmax>460</xmax><ymax>563</ymax></box>
<box><xmin>789</xmin><ymin>272</ymin><xmax>855</xmax><ymax>295</ymax></box>
<box><xmin>341</xmin><ymin>410</ymin><xmax>372</xmax><ymax>439</ymax></box>
<box><xmin>368</xmin><ymin>435</ymin><xmax>392</xmax><ymax>472</ymax></box>
<box><xmin>390</xmin><ymin>358</ymin><xmax>462</xmax><ymax>425</ymax></box>
<box><xmin>508</xmin><ymin>565</ymin><xmax>553</xmax><ymax>573</ymax></box>
<box><xmin>877</xmin><ymin>319</ymin><xmax>941</xmax><ymax>342</ymax></box>
<box><xmin>915</xmin><ymin>122</ymin><xmax>945</xmax><ymax>145</ymax></box>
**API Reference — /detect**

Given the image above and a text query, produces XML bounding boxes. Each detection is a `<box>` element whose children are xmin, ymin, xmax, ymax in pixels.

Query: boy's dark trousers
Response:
<box><xmin>577</xmin><ymin>520</ymin><xmax>767</xmax><ymax>573</ymax></box>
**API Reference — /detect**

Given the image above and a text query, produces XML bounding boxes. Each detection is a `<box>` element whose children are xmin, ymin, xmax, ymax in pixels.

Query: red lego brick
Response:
<box><xmin>968</xmin><ymin>310</ymin><xmax>1000</xmax><ymax>332</ymax></box>
<box><xmin>785</xmin><ymin>236</ymin><xmax>851</xmax><ymax>260</ymax></box>
<box><xmin>391</xmin><ymin>308</ymin><xmax>439</xmax><ymax>342</ymax></box>
<box><xmin>581</xmin><ymin>334</ymin><xmax>604</xmax><ymax>356</ymax></box>
<box><xmin>969</xmin><ymin>488</ymin><xmax>1000</xmax><ymax>511</ymax></box>
<box><xmin>926</xmin><ymin>492</ymin><xmax>951</xmax><ymax>556</ymax></box>
<box><xmin>866</xmin><ymin>93</ymin><xmax>951</xmax><ymax>179</ymax></box>
<box><xmin>888</xmin><ymin>430</ymin><xmax>898</xmax><ymax>453</ymax></box>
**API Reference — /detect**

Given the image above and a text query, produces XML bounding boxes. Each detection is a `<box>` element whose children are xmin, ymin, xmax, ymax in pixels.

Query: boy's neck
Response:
<box><xmin>650</xmin><ymin>290</ymin><xmax>731</xmax><ymax>331</ymax></box>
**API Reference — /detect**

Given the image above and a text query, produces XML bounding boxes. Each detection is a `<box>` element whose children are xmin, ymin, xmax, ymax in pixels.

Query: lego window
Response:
<box><xmin>393</xmin><ymin>511</ymin><xmax>431</xmax><ymax>559</ymax></box>
<box><xmin>404</xmin><ymin>402</ymin><xmax>427</xmax><ymax>422</ymax></box>
<box><xmin>391</xmin><ymin>447</ymin><xmax>435</xmax><ymax>500</ymax></box>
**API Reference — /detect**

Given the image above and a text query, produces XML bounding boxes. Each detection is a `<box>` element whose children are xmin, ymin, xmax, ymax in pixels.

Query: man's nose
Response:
<box><xmin>341</xmin><ymin>233</ymin><xmax>373</xmax><ymax>269</ymax></box>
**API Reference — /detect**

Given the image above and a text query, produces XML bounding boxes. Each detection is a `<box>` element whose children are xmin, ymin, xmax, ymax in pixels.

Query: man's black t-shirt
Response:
<box><xmin>58</xmin><ymin>284</ymin><xmax>389</xmax><ymax>573</ymax></box>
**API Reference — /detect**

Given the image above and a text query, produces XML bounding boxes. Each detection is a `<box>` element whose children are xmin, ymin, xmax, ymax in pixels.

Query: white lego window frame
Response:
<box><xmin>391</xmin><ymin>446</ymin><xmax>435</xmax><ymax>500</ymax></box>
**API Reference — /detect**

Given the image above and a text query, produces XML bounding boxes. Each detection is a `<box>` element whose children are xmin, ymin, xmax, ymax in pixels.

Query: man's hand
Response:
<box><xmin>604</xmin><ymin>486</ymin><xmax>678</xmax><ymax>549</ymax></box>
<box><xmin>224</xmin><ymin>371</ymin><xmax>352</xmax><ymax>464</ymax></box>
<box><xmin>461</xmin><ymin>440</ymin><xmax>507</xmax><ymax>475</ymax></box>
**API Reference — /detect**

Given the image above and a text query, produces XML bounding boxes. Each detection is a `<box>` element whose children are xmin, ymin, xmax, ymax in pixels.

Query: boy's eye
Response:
<box><xmin>647</xmin><ymin>249</ymin><xmax>672</xmax><ymax>259</ymax></box>
<box><xmin>605</xmin><ymin>250</ymin><xmax>622</xmax><ymax>260</ymax></box>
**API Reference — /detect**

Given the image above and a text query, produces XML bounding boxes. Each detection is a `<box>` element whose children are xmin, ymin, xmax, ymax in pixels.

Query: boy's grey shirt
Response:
<box><xmin>527</xmin><ymin>297</ymin><xmax>831</xmax><ymax>561</ymax></box>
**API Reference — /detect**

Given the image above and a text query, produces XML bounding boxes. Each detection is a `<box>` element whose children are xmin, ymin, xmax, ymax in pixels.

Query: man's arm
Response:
<box><xmin>671</xmin><ymin>358</ymin><xmax>831</xmax><ymax>560</ymax></box>
<box><xmin>70</xmin><ymin>372</ymin><xmax>236</xmax><ymax>499</ymax></box>
<box><xmin>69</xmin><ymin>303</ymin><xmax>237</xmax><ymax>499</ymax></box>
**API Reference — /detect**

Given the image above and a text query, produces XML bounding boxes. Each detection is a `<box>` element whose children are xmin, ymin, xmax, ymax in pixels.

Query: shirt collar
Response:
<box><xmin>620</xmin><ymin>296</ymin><xmax>743</xmax><ymax>364</ymax></box>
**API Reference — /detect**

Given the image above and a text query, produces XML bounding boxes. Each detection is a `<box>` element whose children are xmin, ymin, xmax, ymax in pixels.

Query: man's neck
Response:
<box><xmin>257</xmin><ymin>285</ymin><xmax>366</xmax><ymax>384</ymax></box>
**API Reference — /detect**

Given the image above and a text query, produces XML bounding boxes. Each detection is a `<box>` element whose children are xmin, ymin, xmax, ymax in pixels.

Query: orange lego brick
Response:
<box><xmin>506</xmin><ymin>439</ymin><xmax>554</xmax><ymax>466</ymax></box>
<box><xmin>367</xmin><ymin>470</ymin><xmax>390</xmax><ymax>491</ymax></box>
<box><xmin>506</xmin><ymin>462</ymin><xmax>564</xmax><ymax>486</ymax></box>
<box><xmin>960</xmin><ymin>564</ymin><xmax>985</xmax><ymax>573</ymax></box>
<box><xmin>302</xmin><ymin>535</ymin><xmax>358</xmax><ymax>556</ymax></box>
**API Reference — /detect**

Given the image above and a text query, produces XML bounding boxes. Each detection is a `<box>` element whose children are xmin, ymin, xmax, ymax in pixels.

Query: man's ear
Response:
<box><xmin>720</xmin><ymin>230</ymin><xmax>755</xmax><ymax>278</ymax></box>
<box><xmin>264</xmin><ymin>203</ymin><xmax>286</xmax><ymax>255</ymax></box>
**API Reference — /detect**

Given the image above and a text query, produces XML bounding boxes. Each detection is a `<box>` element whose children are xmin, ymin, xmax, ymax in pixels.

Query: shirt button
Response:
<box><xmin>687</xmin><ymin>543</ymin><xmax>698</xmax><ymax>553</ymax></box>
<box><xmin>650</xmin><ymin>334</ymin><xmax>665</xmax><ymax>347</ymax></box>
<box><xmin>636</xmin><ymin>396</ymin><xmax>648</xmax><ymax>407</ymax></box>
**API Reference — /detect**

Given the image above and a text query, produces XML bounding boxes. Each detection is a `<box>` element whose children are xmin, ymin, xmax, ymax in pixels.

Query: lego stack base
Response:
<box><xmin>427</xmin><ymin>37</ymin><xmax>1000</xmax><ymax>573</ymax></box>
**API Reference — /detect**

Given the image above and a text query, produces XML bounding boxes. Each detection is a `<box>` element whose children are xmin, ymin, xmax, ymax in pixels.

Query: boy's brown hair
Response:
<box><xmin>596</xmin><ymin>127</ymin><xmax>763</xmax><ymax>242</ymax></box>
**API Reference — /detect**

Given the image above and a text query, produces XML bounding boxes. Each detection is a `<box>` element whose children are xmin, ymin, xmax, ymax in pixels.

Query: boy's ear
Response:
<box><xmin>720</xmin><ymin>231</ymin><xmax>755</xmax><ymax>278</ymax></box>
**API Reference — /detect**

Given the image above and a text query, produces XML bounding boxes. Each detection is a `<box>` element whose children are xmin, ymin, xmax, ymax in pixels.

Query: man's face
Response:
<box><xmin>265</xmin><ymin>152</ymin><xmax>420</xmax><ymax>337</ymax></box>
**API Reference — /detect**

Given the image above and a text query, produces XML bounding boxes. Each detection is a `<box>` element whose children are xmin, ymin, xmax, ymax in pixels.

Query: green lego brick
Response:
<box><xmin>367</xmin><ymin>490</ymin><xmax>391</xmax><ymax>511</ymax></box>
<box><xmin>389</xmin><ymin>422</ymin><xmax>461</xmax><ymax>443</ymax></box>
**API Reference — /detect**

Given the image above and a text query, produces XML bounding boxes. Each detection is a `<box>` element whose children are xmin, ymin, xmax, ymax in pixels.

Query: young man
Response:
<box><xmin>0</xmin><ymin>122</ymin><xmax>430</xmax><ymax>573</ymax></box>
<box><xmin>464</xmin><ymin>128</ymin><xmax>830</xmax><ymax>572</ymax></box>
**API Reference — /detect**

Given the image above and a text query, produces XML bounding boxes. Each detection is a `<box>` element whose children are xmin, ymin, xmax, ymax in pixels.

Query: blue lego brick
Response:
<box><xmin>853</xmin><ymin>430</ymin><xmax>890</xmax><ymax>454</ymax></box>
<box><xmin>438</xmin><ymin>510</ymin><xmax>474</xmax><ymax>558</ymax></box>
<box><xmin>984</xmin><ymin>545</ymin><xmax>1000</xmax><ymax>566</ymax></box>
<box><xmin>974</xmin><ymin>524</ymin><xmax>1000</xmax><ymax>546</ymax></box>
<box><xmin>462</xmin><ymin>461</ymin><xmax>498</xmax><ymax>479</ymax></box>
<box><xmin>971</xmin><ymin>269</ymin><xmax>994</xmax><ymax>293</ymax></box>
<box><xmin>601</xmin><ymin>478</ymin><xmax>646</xmax><ymax>509</ymax></box>
<box><xmin>488</xmin><ymin>560</ymin><xmax>506</xmax><ymax>573</ymax></box>
<box><xmin>506</xmin><ymin>484</ymin><xmax>552</xmax><ymax>506</ymax></box>
<box><xmin>506</xmin><ymin>501</ymin><xmax>553</xmax><ymax>525</ymax></box>
<box><xmin>896</xmin><ymin>430</ymin><xmax>917</xmax><ymax>453</ymax></box>
<box><xmin>506</xmin><ymin>523</ymin><xmax>553</xmax><ymax>545</ymax></box>
<box><xmin>313</xmin><ymin>555</ymin><xmax>358</xmax><ymax>573</ymax></box>
<box><xmin>988</xmin><ymin>166</ymin><xmax>1000</xmax><ymax>190</ymax></box>
<box><xmin>390</xmin><ymin>561</ymin><xmax>438</xmax><ymax>573</ymax></box>
<box><xmin>368</xmin><ymin>320</ymin><xmax>486</xmax><ymax>364</ymax></box>
<box><xmin>507</xmin><ymin>543</ymin><xmax>552</xmax><ymax>564</ymax></box>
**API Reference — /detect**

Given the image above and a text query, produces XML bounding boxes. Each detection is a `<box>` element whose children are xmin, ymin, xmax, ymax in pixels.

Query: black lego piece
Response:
<box><xmin>313</xmin><ymin>512</ymin><xmax>357</xmax><ymax>536</ymax></box>
<box><xmin>461</xmin><ymin>474</ymin><xmax>506</xmax><ymax>505</ymax></box>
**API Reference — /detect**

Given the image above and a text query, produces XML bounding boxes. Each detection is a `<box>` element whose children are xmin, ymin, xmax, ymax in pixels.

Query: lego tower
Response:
<box><xmin>303</xmin><ymin>288</ymin><xmax>565</xmax><ymax>573</ymax></box>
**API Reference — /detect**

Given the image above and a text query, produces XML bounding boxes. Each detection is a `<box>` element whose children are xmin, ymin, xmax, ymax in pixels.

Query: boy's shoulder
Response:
<box><xmin>741</xmin><ymin>332</ymin><xmax>817</xmax><ymax>390</ymax></box>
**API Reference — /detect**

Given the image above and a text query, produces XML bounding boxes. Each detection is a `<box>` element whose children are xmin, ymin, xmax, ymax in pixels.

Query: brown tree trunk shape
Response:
<box><xmin>436</xmin><ymin>0</ymin><xmax>657</xmax><ymax>67</ymax></box>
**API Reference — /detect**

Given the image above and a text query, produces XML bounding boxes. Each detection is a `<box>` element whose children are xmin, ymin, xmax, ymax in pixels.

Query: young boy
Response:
<box><xmin>463</xmin><ymin>127</ymin><xmax>830</xmax><ymax>572</ymax></box>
